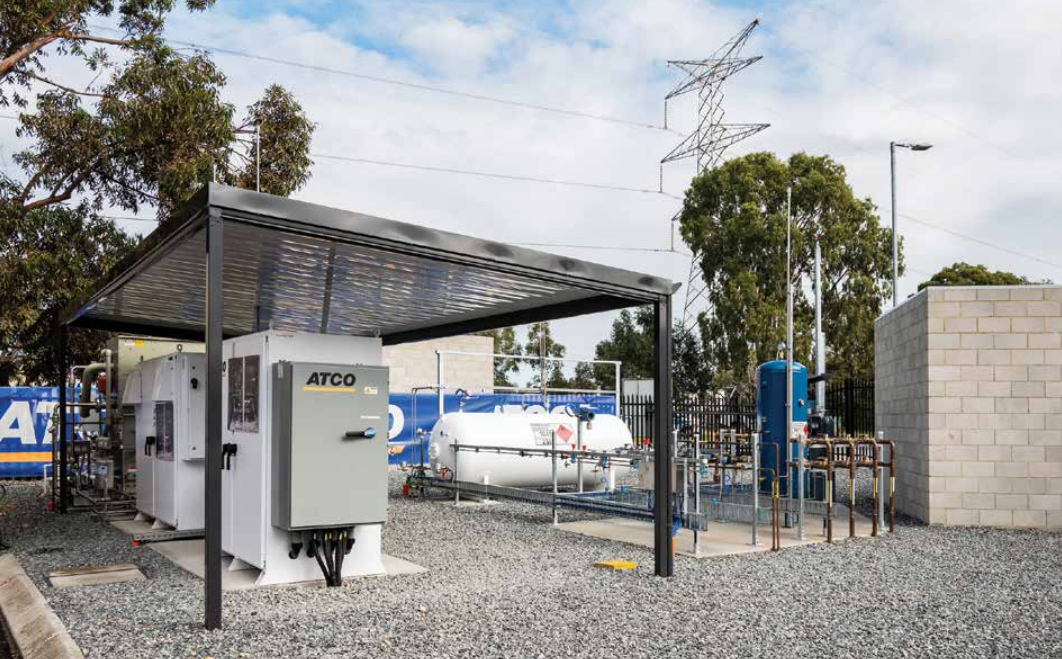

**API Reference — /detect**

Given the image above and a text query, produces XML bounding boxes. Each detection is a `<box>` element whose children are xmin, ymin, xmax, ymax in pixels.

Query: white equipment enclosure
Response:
<box><xmin>221</xmin><ymin>330</ymin><xmax>389</xmax><ymax>586</ymax></box>
<box><xmin>124</xmin><ymin>352</ymin><xmax>206</xmax><ymax>531</ymax></box>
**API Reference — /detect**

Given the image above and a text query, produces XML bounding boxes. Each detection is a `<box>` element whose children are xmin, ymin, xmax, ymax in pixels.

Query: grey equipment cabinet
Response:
<box><xmin>271</xmin><ymin>361</ymin><xmax>389</xmax><ymax>530</ymax></box>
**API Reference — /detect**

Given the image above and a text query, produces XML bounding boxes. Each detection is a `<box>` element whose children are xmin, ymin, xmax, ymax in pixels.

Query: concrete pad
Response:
<box><xmin>558</xmin><ymin>512</ymin><xmax>881</xmax><ymax>558</ymax></box>
<box><xmin>109</xmin><ymin>519</ymin><xmax>155</xmax><ymax>535</ymax></box>
<box><xmin>49</xmin><ymin>564</ymin><xmax>146</xmax><ymax>589</ymax></box>
<box><xmin>0</xmin><ymin>554</ymin><xmax>84</xmax><ymax>658</ymax></box>
<box><xmin>149</xmin><ymin>539</ymin><xmax>425</xmax><ymax>590</ymax></box>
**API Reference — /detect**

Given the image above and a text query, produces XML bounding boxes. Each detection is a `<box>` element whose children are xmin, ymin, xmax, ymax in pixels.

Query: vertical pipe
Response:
<box><xmin>255</xmin><ymin>125</ymin><xmax>261</xmax><ymax>193</ymax></box>
<box><xmin>693</xmin><ymin>431</ymin><xmax>701</xmax><ymax>555</ymax></box>
<box><xmin>890</xmin><ymin>142</ymin><xmax>898</xmax><ymax>307</ymax></box>
<box><xmin>614</xmin><ymin>363</ymin><xmax>621</xmax><ymax>417</ymax></box>
<box><xmin>653</xmin><ymin>295</ymin><xmax>674</xmax><ymax>578</ymax></box>
<box><xmin>848</xmin><ymin>440</ymin><xmax>856</xmax><ymax>539</ymax></box>
<box><xmin>576</xmin><ymin>416</ymin><xmax>584</xmax><ymax>494</ymax></box>
<box><xmin>871</xmin><ymin>442</ymin><xmax>880</xmax><ymax>538</ymax></box>
<box><xmin>204</xmin><ymin>208</ymin><xmax>224</xmax><ymax>630</ymax></box>
<box><xmin>752</xmin><ymin>430</ymin><xmax>760</xmax><ymax>546</ymax></box>
<box><xmin>552</xmin><ymin>431</ymin><xmax>558</xmax><ymax>526</ymax></box>
<box><xmin>103</xmin><ymin>348</ymin><xmax>113</xmax><ymax>498</ymax></box>
<box><xmin>826</xmin><ymin>441</ymin><xmax>833</xmax><ymax>543</ymax></box>
<box><xmin>876</xmin><ymin>430</ymin><xmax>887</xmax><ymax>530</ymax></box>
<box><xmin>888</xmin><ymin>440</ymin><xmax>897</xmax><ymax>533</ymax></box>
<box><xmin>453</xmin><ymin>446</ymin><xmax>460</xmax><ymax>506</ymax></box>
<box><xmin>436</xmin><ymin>352</ymin><xmax>444</xmax><ymax>416</ymax></box>
<box><xmin>57</xmin><ymin>326</ymin><xmax>69</xmax><ymax>514</ymax></box>
<box><xmin>814</xmin><ymin>235</ymin><xmax>825</xmax><ymax>413</ymax></box>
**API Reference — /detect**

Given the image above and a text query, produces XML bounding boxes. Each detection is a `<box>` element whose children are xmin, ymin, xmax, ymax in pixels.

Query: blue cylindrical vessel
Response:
<box><xmin>756</xmin><ymin>360</ymin><xmax>808</xmax><ymax>494</ymax></box>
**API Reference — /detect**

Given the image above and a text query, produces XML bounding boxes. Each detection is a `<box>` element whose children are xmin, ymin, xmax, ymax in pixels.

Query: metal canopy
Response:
<box><xmin>56</xmin><ymin>183</ymin><xmax>675</xmax><ymax>631</ymax></box>
<box><xmin>62</xmin><ymin>185</ymin><xmax>675</xmax><ymax>342</ymax></box>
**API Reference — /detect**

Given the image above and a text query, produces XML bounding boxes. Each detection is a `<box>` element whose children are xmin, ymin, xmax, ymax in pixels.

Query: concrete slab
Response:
<box><xmin>109</xmin><ymin>519</ymin><xmax>155</xmax><ymax>535</ymax></box>
<box><xmin>49</xmin><ymin>564</ymin><xmax>146</xmax><ymax>589</ymax></box>
<box><xmin>558</xmin><ymin>513</ymin><xmax>882</xmax><ymax>558</ymax></box>
<box><xmin>149</xmin><ymin>539</ymin><xmax>425</xmax><ymax>590</ymax></box>
<box><xmin>0</xmin><ymin>554</ymin><xmax>84</xmax><ymax>658</ymax></box>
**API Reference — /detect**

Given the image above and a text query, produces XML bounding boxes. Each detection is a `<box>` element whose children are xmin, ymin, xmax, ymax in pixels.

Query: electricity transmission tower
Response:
<box><xmin>661</xmin><ymin>19</ymin><xmax>769</xmax><ymax>334</ymax></box>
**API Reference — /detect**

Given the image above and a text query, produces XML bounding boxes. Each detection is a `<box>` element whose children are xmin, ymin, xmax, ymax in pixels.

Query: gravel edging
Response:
<box><xmin>1</xmin><ymin>475</ymin><xmax>1061</xmax><ymax>659</ymax></box>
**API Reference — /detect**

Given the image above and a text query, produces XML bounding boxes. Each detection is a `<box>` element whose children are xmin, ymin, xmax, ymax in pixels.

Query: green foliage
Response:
<box><xmin>592</xmin><ymin>307</ymin><xmax>711</xmax><ymax>394</ymax></box>
<box><xmin>679</xmin><ymin>152</ymin><xmax>896</xmax><ymax>387</ymax></box>
<box><xmin>479</xmin><ymin>327</ymin><xmax>523</xmax><ymax>387</ymax></box>
<box><xmin>524</xmin><ymin>322</ymin><xmax>567</xmax><ymax>389</ymax></box>
<box><xmin>0</xmin><ymin>202</ymin><xmax>137</xmax><ymax>383</ymax></box>
<box><xmin>3</xmin><ymin>1</ymin><xmax>315</xmax><ymax>215</ymax></box>
<box><xmin>918</xmin><ymin>262</ymin><xmax>1033</xmax><ymax>290</ymax></box>
<box><xmin>0</xmin><ymin>1</ymin><xmax>316</xmax><ymax>382</ymax></box>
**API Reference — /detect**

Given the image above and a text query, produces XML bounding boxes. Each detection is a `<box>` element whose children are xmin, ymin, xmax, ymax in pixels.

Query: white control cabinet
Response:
<box><xmin>221</xmin><ymin>330</ymin><xmax>387</xmax><ymax>586</ymax></box>
<box><xmin>124</xmin><ymin>352</ymin><xmax>206</xmax><ymax>531</ymax></box>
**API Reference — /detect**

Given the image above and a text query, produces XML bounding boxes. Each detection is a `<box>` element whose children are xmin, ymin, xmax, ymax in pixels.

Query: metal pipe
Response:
<box><xmin>888</xmin><ymin>440</ymin><xmax>897</xmax><ymax>533</ymax></box>
<box><xmin>871</xmin><ymin>441</ymin><xmax>880</xmax><ymax>538</ymax></box>
<box><xmin>576</xmin><ymin>416</ymin><xmax>584</xmax><ymax>494</ymax></box>
<box><xmin>890</xmin><ymin>141</ymin><xmax>898</xmax><ymax>307</ymax></box>
<box><xmin>814</xmin><ymin>235</ymin><xmax>825</xmax><ymax>413</ymax></box>
<box><xmin>825</xmin><ymin>440</ymin><xmax>833</xmax><ymax>543</ymax></box>
<box><xmin>785</xmin><ymin>185</ymin><xmax>794</xmax><ymax>531</ymax></box>
<box><xmin>453</xmin><ymin>445</ymin><xmax>460</xmax><ymax>506</ymax></box>
<box><xmin>552</xmin><ymin>431</ymin><xmax>559</xmax><ymax>526</ymax></box>
<box><xmin>653</xmin><ymin>295</ymin><xmax>674</xmax><ymax>578</ymax></box>
<box><xmin>58</xmin><ymin>327</ymin><xmax>69</xmax><ymax>514</ymax></box>
<box><xmin>693</xmin><ymin>432</ymin><xmax>701</xmax><ymax>555</ymax></box>
<box><xmin>848</xmin><ymin>439</ymin><xmax>856</xmax><ymax>538</ymax></box>
<box><xmin>751</xmin><ymin>430</ymin><xmax>760</xmax><ymax>546</ymax></box>
<box><xmin>436</xmin><ymin>352</ymin><xmax>445</xmax><ymax>416</ymax></box>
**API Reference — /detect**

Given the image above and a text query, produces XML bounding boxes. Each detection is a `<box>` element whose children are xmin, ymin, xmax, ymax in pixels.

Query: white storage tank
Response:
<box><xmin>428</xmin><ymin>410</ymin><xmax>633</xmax><ymax>489</ymax></box>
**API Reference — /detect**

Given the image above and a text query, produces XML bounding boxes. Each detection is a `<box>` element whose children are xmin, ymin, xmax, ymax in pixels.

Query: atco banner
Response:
<box><xmin>0</xmin><ymin>387</ymin><xmax>61</xmax><ymax>478</ymax></box>
<box><xmin>0</xmin><ymin>387</ymin><xmax>617</xmax><ymax>476</ymax></box>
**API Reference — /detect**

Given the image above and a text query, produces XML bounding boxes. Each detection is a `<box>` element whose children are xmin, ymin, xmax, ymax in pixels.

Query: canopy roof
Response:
<box><xmin>61</xmin><ymin>184</ymin><xmax>676</xmax><ymax>344</ymax></box>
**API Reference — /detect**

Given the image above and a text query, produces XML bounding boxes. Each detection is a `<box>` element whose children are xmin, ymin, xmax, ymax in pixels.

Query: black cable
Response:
<box><xmin>333</xmin><ymin>532</ymin><xmax>345</xmax><ymax>587</ymax></box>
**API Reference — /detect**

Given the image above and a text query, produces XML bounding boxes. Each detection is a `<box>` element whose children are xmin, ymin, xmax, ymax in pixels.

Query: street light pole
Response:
<box><xmin>890</xmin><ymin>142</ymin><xmax>898</xmax><ymax>307</ymax></box>
<box><xmin>890</xmin><ymin>141</ymin><xmax>933</xmax><ymax>307</ymax></box>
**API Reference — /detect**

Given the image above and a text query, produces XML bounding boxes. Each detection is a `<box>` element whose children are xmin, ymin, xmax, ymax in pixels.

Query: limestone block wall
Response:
<box><xmin>383</xmin><ymin>334</ymin><xmax>494</xmax><ymax>394</ymax></box>
<box><xmin>875</xmin><ymin>286</ymin><xmax>1062</xmax><ymax>528</ymax></box>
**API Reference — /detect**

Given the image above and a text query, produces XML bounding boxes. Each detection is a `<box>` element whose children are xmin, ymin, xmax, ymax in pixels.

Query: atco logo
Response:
<box><xmin>305</xmin><ymin>372</ymin><xmax>356</xmax><ymax>387</ymax></box>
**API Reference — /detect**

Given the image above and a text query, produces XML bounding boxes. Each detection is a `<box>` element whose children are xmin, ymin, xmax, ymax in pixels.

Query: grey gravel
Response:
<box><xmin>1</xmin><ymin>474</ymin><xmax>1061</xmax><ymax>659</ymax></box>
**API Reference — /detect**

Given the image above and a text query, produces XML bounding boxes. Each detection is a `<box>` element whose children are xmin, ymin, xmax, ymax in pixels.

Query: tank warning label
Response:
<box><xmin>530</xmin><ymin>424</ymin><xmax>554</xmax><ymax>446</ymax></box>
<box><xmin>364</xmin><ymin>386</ymin><xmax>378</xmax><ymax>395</ymax></box>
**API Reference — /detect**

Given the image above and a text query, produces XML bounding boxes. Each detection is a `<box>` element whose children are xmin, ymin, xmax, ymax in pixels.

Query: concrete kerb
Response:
<box><xmin>0</xmin><ymin>554</ymin><xmax>83</xmax><ymax>659</ymax></box>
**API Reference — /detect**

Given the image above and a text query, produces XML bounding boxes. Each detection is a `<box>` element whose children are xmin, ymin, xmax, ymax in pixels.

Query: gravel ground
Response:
<box><xmin>1</xmin><ymin>474</ymin><xmax>1061</xmax><ymax>659</ymax></box>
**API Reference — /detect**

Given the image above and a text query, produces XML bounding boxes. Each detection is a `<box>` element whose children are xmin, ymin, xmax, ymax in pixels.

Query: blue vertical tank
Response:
<box><xmin>757</xmin><ymin>360</ymin><xmax>808</xmax><ymax>495</ymax></box>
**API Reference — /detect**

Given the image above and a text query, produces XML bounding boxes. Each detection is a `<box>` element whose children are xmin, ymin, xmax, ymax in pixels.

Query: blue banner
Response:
<box><xmin>0</xmin><ymin>387</ymin><xmax>618</xmax><ymax>475</ymax></box>
<box><xmin>0</xmin><ymin>387</ymin><xmax>63</xmax><ymax>478</ymax></box>
<box><xmin>385</xmin><ymin>392</ymin><xmax>617</xmax><ymax>465</ymax></box>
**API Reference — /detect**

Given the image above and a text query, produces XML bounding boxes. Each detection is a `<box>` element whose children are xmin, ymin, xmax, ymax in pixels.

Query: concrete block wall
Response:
<box><xmin>875</xmin><ymin>285</ymin><xmax>1062</xmax><ymax>529</ymax></box>
<box><xmin>874</xmin><ymin>291</ymin><xmax>930</xmax><ymax>521</ymax></box>
<box><xmin>383</xmin><ymin>334</ymin><xmax>494</xmax><ymax>394</ymax></box>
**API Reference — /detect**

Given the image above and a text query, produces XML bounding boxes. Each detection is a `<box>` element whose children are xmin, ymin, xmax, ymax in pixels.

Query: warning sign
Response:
<box><xmin>791</xmin><ymin>421</ymin><xmax>808</xmax><ymax>439</ymax></box>
<box><xmin>530</xmin><ymin>424</ymin><xmax>554</xmax><ymax>446</ymax></box>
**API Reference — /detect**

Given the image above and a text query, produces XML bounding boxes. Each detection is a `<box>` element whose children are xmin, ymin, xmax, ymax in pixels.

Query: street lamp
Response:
<box><xmin>891</xmin><ymin>141</ymin><xmax>933</xmax><ymax>306</ymax></box>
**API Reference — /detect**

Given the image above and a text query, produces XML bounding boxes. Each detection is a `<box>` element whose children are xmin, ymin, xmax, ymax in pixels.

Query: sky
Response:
<box><xmin>3</xmin><ymin>0</ymin><xmax>1061</xmax><ymax>370</ymax></box>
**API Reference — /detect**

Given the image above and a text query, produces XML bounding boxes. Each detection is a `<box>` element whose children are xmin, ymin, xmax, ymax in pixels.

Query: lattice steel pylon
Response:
<box><xmin>662</xmin><ymin>19</ymin><xmax>769</xmax><ymax>334</ymax></box>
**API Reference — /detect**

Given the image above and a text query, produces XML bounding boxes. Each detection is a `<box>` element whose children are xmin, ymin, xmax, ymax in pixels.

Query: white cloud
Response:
<box><xmin>5</xmin><ymin>0</ymin><xmax>1061</xmax><ymax>362</ymax></box>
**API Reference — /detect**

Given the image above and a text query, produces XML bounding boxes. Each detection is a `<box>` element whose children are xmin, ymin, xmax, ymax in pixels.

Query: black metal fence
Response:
<box><xmin>622</xmin><ymin>395</ymin><xmax>756</xmax><ymax>446</ymax></box>
<box><xmin>819</xmin><ymin>378</ymin><xmax>875</xmax><ymax>437</ymax></box>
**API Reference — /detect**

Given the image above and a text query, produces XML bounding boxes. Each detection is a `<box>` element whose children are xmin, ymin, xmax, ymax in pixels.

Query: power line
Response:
<box><xmin>757</xmin><ymin>22</ymin><xmax>1024</xmax><ymax>162</ymax></box>
<box><xmin>899</xmin><ymin>212</ymin><xmax>1062</xmax><ymax>273</ymax></box>
<box><xmin>312</xmin><ymin>152</ymin><xmax>681</xmax><ymax>198</ymax></box>
<box><xmin>82</xmin><ymin>24</ymin><xmax>676</xmax><ymax>135</ymax></box>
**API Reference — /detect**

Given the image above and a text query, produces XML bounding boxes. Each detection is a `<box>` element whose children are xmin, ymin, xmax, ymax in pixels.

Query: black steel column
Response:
<box><xmin>57</xmin><ymin>325</ymin><xmax>69</xmax><ymax>514</ymax></box>
<box><xmin>653</xmin><ymin>295</ymin><xmax>674</xmax><ymax>577</ymax></box>
<box><xmin>204</xmin><ymin>209</ymin><xmax>224</xmax><ymax>629</ymax></box>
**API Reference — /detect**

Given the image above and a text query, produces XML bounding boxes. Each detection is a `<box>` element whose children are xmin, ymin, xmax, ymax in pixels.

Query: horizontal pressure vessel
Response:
<box><xmin>429</xmin><ymin>411</ymin><xmax>633</xmax><ymax>489</ymax></box>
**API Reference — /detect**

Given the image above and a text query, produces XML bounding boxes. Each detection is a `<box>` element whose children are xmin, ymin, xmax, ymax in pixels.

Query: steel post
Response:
<box><xmin>751</xmin><ymin>431</ymin><xmax>760</xmax><ymax>546</ymax></box>
<box><xmin>57</xmin><ymin>326</ymin><xmax>69</xmax><ymax>514</ymax></box>
<box><xmin>693</xmin><ymin>432</ymin><xmax>701</xmax><ymax>555</ymax></box>
<box><xmin>653</xmin><ymin>295</ymin><xmax>674</xmax><ymax>578</ymax></box>
<box><xmin>890</xmin><ymin>142</ymin><xmax>898</xmax><ymax>307</ymax></box>
<box><xmin>204</xmin><ymin>208</ymin><xmax>224</xmax><ymax>630</ymax></box>
<box><xmin>576</xmin><ymin>417</ymin><xmax>584</xmax><ymax>494</ymax></box>
<box><xmin>551</xmin><ymin>431</ymin><xmax>558</xmax><ymax>526</ymax></box>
